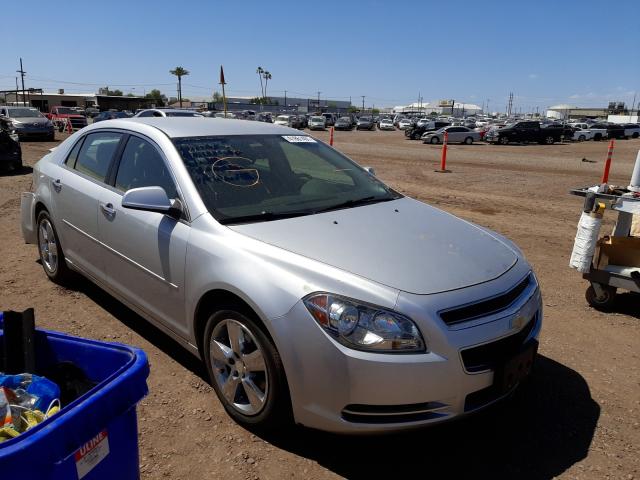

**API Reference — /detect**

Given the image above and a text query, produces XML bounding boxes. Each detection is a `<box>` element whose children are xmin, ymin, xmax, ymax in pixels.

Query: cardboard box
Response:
<box><xmin>595</xmin><ymin>236</ymin><xmax>640</xmax><ymax>269</ymax></box>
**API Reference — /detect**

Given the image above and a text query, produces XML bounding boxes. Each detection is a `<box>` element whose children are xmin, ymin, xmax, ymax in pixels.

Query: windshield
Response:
<box><xmin>310</xmin><ymin>117</ymin><xmax>324</xmax><ymax>122</ymax></box>
<box><xmin>56</xmin><ymin>107</ymin><xmax>79</xmax><ymax>115</ymax></box>
<box><xmin>166</xmin><ymin>111</ymin><xmax>201</xmax><ymax>117</ymax></box>
<box><xmin>173</xmin><ymin>135</ymin><xmax>400</xmax><ymax>224</ymax></box>
<box><xmin>8</xmin><ymin>108</ymin><xmax>42</xmax><ymax>118</ymax></box>
<box><xmin>276</xmin><ymin>116</ymin><xmax>289</xmax><ymax>121</ymax></box>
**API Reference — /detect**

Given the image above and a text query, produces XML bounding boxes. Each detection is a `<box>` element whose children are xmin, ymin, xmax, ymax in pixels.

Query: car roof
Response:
<box><xmin>90</xmin><ymin>117</ymin><xmax>303</xmax><ymax>137</ymax></box>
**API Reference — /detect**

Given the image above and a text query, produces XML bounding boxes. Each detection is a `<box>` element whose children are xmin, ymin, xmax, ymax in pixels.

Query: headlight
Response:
<box><xmin>303</xmin><ymin>293</ymin><xmax>426</xmax><ymax>353</ymax></box>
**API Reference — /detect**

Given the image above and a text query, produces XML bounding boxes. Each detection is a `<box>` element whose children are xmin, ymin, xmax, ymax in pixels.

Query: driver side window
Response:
<box><xmin>115</xmin><ymin>136</ymin><xmax>178</xmax><ymax>199</ymax></box>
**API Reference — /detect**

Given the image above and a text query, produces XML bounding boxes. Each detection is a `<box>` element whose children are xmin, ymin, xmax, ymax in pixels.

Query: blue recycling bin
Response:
<box><xmin>0</xmin><ymin>313</ymin><xmax>149</xmax><ymax>479</ymax></box>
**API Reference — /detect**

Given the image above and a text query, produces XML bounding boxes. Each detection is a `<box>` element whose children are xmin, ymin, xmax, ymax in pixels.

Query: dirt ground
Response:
<box><xmin>1</xmin><ymin>129</ymin><xmax>639</xmax><ymax>479</ymax></box>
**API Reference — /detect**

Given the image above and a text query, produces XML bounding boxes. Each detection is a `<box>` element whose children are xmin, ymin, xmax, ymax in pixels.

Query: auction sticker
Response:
<box><xmin>282</xmin><ymin>135</ymin><xmax>317</xmax><ymax>143</ymax></box>
<box><xmin>75</xmin><ymin>430</ymin><xmax>110</xmax><ymax>479</ymax></box>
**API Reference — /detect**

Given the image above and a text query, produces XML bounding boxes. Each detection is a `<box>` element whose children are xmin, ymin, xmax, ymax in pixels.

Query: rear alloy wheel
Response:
<box><xmin>594</xmin><ymin>134</ymin><xmax>602</xmax><ymax>141</ymax></box>
<box><xmin>464</xmin><ymin>136</ymin><xmax>473</xmax><ymax>145</ymax></box>
<box><xmin>37</xmin><ymin>211</ymin><xmax>72</xmax><ymax>284</ymax></box>
<box><xmin>204</xmin><ymin>310</ymin><xmax>291</xmax><ymax>429</ymax></box>
<box><xmin>499</xmin><ymin>136</ymin><xmax>509</xmax><ymax>145</ymax></box>
<box><xmin>633</xmin><ymin>132</ymin><xmax>639</xmax><ymax>138</ymax></box>
<box><xmin>544</xmin><ymin>136</ymin><xmax>555</xmax><ymax>145</ymax></box>
<box><xmin>578</xmin><ymin>135</ymin><xmax>586</xmax><ymax>142</ymax></box>
<box><xmin>430</xmin><ymin>136</ymin><xmax>440</xmax><ymax>144</ymax></box>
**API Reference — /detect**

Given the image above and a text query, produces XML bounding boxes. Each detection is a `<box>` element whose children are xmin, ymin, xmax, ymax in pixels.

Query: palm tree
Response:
<box><xmin>262</xmin><ymin>70</ymin><xmax>272</xmax><ymax>101</ymax></box>
<box><xmin>170</xmin><ymin>66</ymin><xmax>189</xmax><ymax>108</ymax></box>
<box><xmin>256</xmin><ymin>66</ymin><xmax>265</xmax><ymax>98</ymax></box>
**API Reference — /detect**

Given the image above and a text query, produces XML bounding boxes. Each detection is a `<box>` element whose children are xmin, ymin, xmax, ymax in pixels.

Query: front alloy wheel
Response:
<box><xmin>204</xmin><ymin>310</ymin><xmax>291</xmax><ymax>428</ymax></box>
<box><xmin>210</xmin><ymin>319</ymin><xmax>268</xmax><ymax>415</ymax></box>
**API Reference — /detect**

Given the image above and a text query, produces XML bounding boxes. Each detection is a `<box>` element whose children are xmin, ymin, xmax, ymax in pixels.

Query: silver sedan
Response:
<box><xmin>422</xmin><ymin>126</ymin><xmax>482</xmax><ymax>144</ymax></box>
<box><xmin>21</xmin><ymin>118</ymin><xmax>541</xmax><ymax>433</ymax></box>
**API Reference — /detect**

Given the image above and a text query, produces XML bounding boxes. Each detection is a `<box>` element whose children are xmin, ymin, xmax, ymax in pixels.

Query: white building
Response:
<box><xmin>392</xmin><ymin>101</ymin><xmax>482</xmax><ymax>117</ymax></box>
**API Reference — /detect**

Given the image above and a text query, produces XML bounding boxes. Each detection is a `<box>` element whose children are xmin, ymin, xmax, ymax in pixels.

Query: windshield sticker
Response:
<box><xmin>282</xmin><ymin>135</ymin><xmax>316</xmax><ymax>143</ymax></box>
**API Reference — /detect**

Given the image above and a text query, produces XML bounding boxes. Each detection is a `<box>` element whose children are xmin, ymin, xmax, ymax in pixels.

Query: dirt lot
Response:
<box><xmin>1</xmin><ymin>129</ymin><xmax>639</xmax><ymax>479</ymax></box>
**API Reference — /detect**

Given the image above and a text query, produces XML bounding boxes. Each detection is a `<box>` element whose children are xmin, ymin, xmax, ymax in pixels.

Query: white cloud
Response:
<box><xmin>528</xmin><ymin>73</ymin><xmax>539</xmax><ymax>79</ymax></box>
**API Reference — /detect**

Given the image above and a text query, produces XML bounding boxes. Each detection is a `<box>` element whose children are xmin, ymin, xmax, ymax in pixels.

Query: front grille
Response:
<box><xmin>341</xmin><ymin>402</ymin><xmax>448</xmax><ymax>424</ymax></box>
<box><xmin>440</xmin><ymin>274</ymin><xmax>532</xmax><ymax>326</ymax></box>
<box><xmin>460</xmin><ymin>313</ymin><xmax>537</xmax><ymax>373</ymax></box>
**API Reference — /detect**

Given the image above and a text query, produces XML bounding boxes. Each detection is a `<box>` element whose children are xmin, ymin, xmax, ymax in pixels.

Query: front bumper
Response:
<box><xmin>15</xmin><ymin>125</ymin><xmax>54</xmax><ymax>138</ymax></box>
<box><xmin>270</xmin><ymin>273</ymin><xmax>542</xmax><ymax>433</ymax></box>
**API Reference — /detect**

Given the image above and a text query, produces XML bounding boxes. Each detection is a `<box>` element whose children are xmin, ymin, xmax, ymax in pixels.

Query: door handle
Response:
<box><xmin>100</xmin><ymin>202</ymin><xmax>116</xmax><ymax>218</ymax></box>
<box><xmin>52</xmin><ymin>179</ymin><xmax>62</xmax><ymax>192</ymax></box>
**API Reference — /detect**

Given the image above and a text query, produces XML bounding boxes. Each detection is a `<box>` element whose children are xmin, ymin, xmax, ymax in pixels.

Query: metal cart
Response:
<box><xmin>570</xmin><ymin>187</ymin><xmax>640</xmax><ymax>309</ymax></box>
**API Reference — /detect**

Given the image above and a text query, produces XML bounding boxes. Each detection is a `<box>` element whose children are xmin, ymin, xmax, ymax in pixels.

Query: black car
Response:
<box><xmin>0</xmin><ymin>117</ymin><xmax>22</xmax><ymax>172</ymax></box>
<box><xmin>334</xmin><ymin>116</ymin><xmax>354</xmax><ymax>131</ymax></box>
<box><xmin>92</xmin><ymin>111</ymin><xmax>132</xmax><ymax>123</ymax></box>
<box><xmin>405</xmin><ymin>121</ymin><xmax>450</xmax><ymax>140</ymax></box>
<box><xmin>486</xmin><ymin>121</ymin><xmax>564</xmax><ymax>145</ymax></box>
<box><xmin>356</xmin><ymin>116</ymin><xmax>376</xmax><ymax>131</ymax></box>
<box><xmin>591</xmin><ymin>123</ymin><xmax>626</xmax><ymax>140</ymax></box>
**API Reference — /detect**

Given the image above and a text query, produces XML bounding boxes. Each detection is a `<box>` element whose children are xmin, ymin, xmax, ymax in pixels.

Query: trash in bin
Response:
<box><xmin>0</xmin><ymin>373</ymin><xmax>62</xmax><ymax>442</ymax></box>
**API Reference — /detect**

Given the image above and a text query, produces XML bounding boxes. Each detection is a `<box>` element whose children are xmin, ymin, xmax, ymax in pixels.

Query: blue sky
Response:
<box><xmin>2</xmin><ymin>0</ymin><xmax>638</xmax><ymax>112</ymax></box>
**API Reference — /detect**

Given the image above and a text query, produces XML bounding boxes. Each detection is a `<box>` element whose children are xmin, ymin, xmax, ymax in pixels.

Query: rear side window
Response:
<box><xmin>115</xmin><ymin>136</ymin><xmax>178</xmax><ymax>199</ymax></box>
<box><xmin>65</xmin><ymin>138</ymin><xmax>85</xmax><ymax>168</ymax></box>
<box><xmin>74</xmin><ymin>132</ymin><xmax>123</xmax><ymax>182</ymax></box>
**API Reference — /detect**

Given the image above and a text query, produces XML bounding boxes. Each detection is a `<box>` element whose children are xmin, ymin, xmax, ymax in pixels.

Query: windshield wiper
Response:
<box><xmin>218</xmin><ymin>210</ymin><xmax>314</xmax><ymax>225</ymax></box>
<box><xmin>313</xmin><ymin>195</ymin><xmax>397</xmax><ymax>214</ymax></box>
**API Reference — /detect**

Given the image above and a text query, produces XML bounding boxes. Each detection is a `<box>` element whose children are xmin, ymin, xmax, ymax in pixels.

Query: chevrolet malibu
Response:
<box><xmin>21</xmin><ymin>118</ymin><xmax>542</xmax><ymax>433</ymax></box>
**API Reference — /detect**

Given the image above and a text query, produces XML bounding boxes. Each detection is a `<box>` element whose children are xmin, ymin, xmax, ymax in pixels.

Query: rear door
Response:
<box><xmin>97</xmin><ymin>134</ymin><xmax>189</xmax><ymax>335</ymax></box>
<box><xmin>54</xmin><ymin>131</ymin><xmax>124</xmax><ymax>281</ymax></box>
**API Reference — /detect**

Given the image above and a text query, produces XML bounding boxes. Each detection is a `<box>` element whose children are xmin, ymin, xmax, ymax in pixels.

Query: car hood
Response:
<box><xmin>229</xmin><ymin>197</ymin><xmax>518</xmax><ymax>294</ymax></box>
<box><xmin>14</xmin><ymin>117</ymin><xmax>49</xmax><ymax>124</ymax></box>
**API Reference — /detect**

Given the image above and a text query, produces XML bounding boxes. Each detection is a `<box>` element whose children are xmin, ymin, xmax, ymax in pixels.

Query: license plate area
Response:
<box><xmin>494</xmin><ymin>340</ymin><xmax>538</xmax><ymax>393</ymax></box>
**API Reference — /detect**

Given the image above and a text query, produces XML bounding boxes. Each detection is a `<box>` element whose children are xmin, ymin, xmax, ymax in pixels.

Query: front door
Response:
<box><xmin>97</xmin><ymin>134</ymin><xmax>189</xmax><ymax>336</ymax></box>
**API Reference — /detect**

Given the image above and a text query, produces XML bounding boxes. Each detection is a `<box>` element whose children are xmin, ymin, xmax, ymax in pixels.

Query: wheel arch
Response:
<box><xmin>193</xmin><ymin>288</ymin><xmax>276</xmax><ymax>359</ymax></box>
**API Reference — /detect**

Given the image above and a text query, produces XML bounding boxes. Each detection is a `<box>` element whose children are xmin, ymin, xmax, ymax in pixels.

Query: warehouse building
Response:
<box><xmin>2</xmin><ymin>89</ymin><xmax>152</xmax><ymax>112</ymax></box>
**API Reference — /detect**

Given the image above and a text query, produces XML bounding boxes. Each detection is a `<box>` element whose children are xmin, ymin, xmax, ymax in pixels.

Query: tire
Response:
<box><xmin>544</xmin><ymin>136</ymin><xmax>555</xmax><ymax>145</ymax></box>
<box><xmin>37</xmin><ymin>210</ymin><xmax>72</xmax><ymax>284</ymax></box>
<box><xmin>633</xmin><ymin>132</ymin><xmax>639</xmax><ymax>138</ymax></box>
<box><xmin>578</xmin><ymin>135</ymin><xmax>586</xmax><ymax>142</ymax></box>
<box><xmin>594</xmin><ymin>133</ymin><xmax>602</xmax><ymax>141</ymax></box>
<box><xmin>498</xmin><ymin>136</ymin><xmax>509</xmax><ymax>145</ymax></box>
<box><xmin>203</xmin><ymin>309</ymin><xmax>291</xmax><ymax>430</ymax></box>
<box><xmin>585</xmin><ymin>285</ymin><xmax>617</xmax><ymax>311</ymax></box>
<box><xmin>430</xmin><ymin>136</ymin><xmax>440</xmax><ymax>144</ymax></box>
<box><xmin>464</xmin><ymin>136</ymin><xmax>473</xmax><ymax>145</ymax></box>
<box><xmin>46</xmin><ymin>133</ymin><xmax>55</xmax><ymax>141</ymax></box>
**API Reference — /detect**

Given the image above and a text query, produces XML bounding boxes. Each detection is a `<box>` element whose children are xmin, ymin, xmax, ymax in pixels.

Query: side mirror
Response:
<box><xmin>364</xmin><ymin>167</ymin><xmax>376</xmax><ymax>176</ymax></box>
<box><xmin>122</xmin><ymin>186</ymin><xmax>181</xmax><ymax>219</ymax></box>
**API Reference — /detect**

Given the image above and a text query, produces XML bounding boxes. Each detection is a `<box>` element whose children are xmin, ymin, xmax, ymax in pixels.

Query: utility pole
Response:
<box><xmin>487</xmin><ymin>98</ymin><xmax>490</xmax><ymax>115</ymax></box>
<box><xmin>507</xmin><ymin>92</ymin><xmax>514</xmax><ymax>117</ymax></box>
<box><xmin>361</xmin><ymin>95</ymin><xmax>365</xmax><ymax>112</ymax></box>
<box><xmin>284</xmin><ymin>90</ymin><xmax>287</xmax><ymax>108</ymax></box>
<box><xmin>316</xmin><ymin>91</ymin><xmax>321</xmax><ymax>112</ymax></box>
<box><xmin>17</xmin><ymin>58</ymin><xmax>26</xmax><ymax>107</ymax></box>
